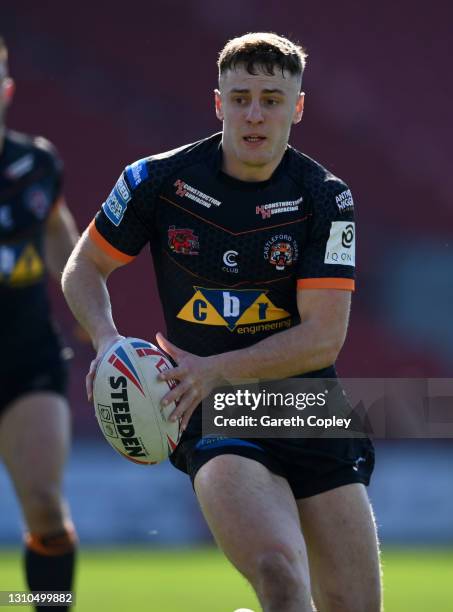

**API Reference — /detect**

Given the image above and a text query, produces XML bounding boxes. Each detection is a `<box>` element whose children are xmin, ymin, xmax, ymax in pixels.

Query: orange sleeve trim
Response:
<box><xmin>297</xmin><ymin>277</ymin><xmax>355</xmax><ymax>291</ymax></box>
<box><xmin>88</xmin><ymin>220</ymin><xmax>135</xmax><ymax>264</ymax></box>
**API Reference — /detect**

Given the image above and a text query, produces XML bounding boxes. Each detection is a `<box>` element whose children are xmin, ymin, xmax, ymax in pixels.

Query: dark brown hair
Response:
<box><xmin>218</xmin><ymin>32</ymin><xmax>307</xmax><ymax>81</ymax></box>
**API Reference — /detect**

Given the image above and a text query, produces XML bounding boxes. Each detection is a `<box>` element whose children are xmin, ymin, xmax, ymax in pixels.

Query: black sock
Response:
<box><xmin>24</xmin><ymin>533</ymin><xmax>76</xmax><ymax>610</ymax></box>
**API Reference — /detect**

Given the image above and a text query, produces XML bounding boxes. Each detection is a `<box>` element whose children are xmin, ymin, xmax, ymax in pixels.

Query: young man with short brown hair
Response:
<box><xmin>63</xmin><ymin>32</ymin><xmax>381</xmax><ymax>611</ymax></box>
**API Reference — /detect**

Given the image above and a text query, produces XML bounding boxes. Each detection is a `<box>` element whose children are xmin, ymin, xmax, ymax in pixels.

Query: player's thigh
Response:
<box><xmin>297</xmin><ymin>483</ymin><xmax>381</xmax><ymax>611</ymax></box>
<box><xmin>0</xmin><ymin>391</ymin><xmax>71</xmax><ymax>514</ymax></box>
<box><xmin>194</xmin><ymin>454</ymin><xmax>310</xmax><ymax>583</ymax></box>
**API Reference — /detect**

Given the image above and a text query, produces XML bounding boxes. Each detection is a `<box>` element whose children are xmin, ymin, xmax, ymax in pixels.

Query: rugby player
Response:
<box><xmin>62</xmin><ymin>33</ymin><xmax>381</xmax><ymax>611</ymax></box>
<box><xmin>0</xmin><ymin>37</ymin><xmax>78</xmax><ymax>609</ymax></box>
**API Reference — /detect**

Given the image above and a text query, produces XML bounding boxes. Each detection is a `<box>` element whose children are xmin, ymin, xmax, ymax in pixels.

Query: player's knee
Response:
<box><xmin>319</xmin><ymin>582</ymin><xmax>381</xmax><ymax>612</ymax></box>
<box><xmin>254</xmin><ymin>549</ymin><xmax>309</xmax><ymax>607</ymax></box>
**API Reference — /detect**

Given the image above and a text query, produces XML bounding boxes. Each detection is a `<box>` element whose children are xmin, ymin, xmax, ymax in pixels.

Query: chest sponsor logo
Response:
<box><xmin>25</xmin><ymin>186</ymin><xmax>51</xmax><ymax>219</ymax></box>
<box><xmin>264</xmin><ymin>234</ymin><xmax>299</xmax><ymax>271</ymax></box>
<box><xmin>174</xmin><ymin>179</ymin><xmax>221</xmax><ymax>208</ymax></box>
<box><xmin>335</xmin><ymin>189</ymin><xmax>354</xmax><ymax>212</ymax></box>
<box><xmin>222</xmin><ymin>250</ymin><xmax>238</xmax><ymax>274</ymax></box>
<box><xmin>0</xmin><ymin>243</ymin><xmax>44</xmax><ymax>286</ymax></box>
<box><xmin>324</xmin><ymin>221</ymin><xmax>355</xmax><ymax>266</ymax></box>
<box><xmin>256</xmin><ymin>196</ymin><xmax>303</xmax><ymax>220</ymax></box>
<box><xmin>177</xmin><ymin>287</ymin><xmax>290</xmax><ymax>332</ymax></box>
<box><xmin>4</xmin><ymin>154</ymin><xmax>34</xmax><ymax>180</ymax></box>
<box><xmin>168</xmin><ymin>226</ymin><xmax>199</xmax><ymax>255</ymax></box>
<box><xmin>0</xmin><ymin>205</ymin><xmax>13</xmax><ymax>229</ymax></box>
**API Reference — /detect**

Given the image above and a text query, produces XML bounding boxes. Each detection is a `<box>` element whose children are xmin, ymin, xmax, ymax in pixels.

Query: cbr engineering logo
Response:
<box><xmin>177</xmin><ymin>287</ymin><xmax>290</xmax><ymax>332</ymax></box>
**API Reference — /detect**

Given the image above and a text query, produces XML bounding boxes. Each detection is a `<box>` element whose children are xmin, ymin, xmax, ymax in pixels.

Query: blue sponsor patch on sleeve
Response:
<box><xmin>126</xmin><ymin>159</ymin><xmax>149</xmax><ymax>189</ymax></box>
<box><xmin>101</xmin><ymin>174</ymin><xmax>132</xmax><ymax>227</ymax></box>
<box><xmin>115</xmin><ymin>175</ymin><xmax>131</xmax><ymax>204</ymax></box>
<box><xmin>102</xmin><ymin>191</ymin><xmax>128</xmax><ymax>227</ymax></box>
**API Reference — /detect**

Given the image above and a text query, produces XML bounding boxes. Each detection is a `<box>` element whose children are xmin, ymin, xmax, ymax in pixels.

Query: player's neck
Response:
<box><xmin>221</xmin><ymin>151</ymin><xmax>285</xmax><ymax>183</ymax></box>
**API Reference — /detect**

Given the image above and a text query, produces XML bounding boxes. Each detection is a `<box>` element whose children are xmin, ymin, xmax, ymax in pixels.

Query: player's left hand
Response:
<box><xmin>156</xmin><ymin>332</ymin><xmax>223</xmax><ymax>431</ymax></box>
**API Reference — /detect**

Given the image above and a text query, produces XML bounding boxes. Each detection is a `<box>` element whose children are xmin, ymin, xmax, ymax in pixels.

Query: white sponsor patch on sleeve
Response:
<box><xmin>324</xmin><ymin>221</ymin><xmax>355</xmax><ymax>266</ymax></box>
<box><xmin>335</xmin><ymin>189</ymin><xmax>354</xmax><ymax>212</ymax></box>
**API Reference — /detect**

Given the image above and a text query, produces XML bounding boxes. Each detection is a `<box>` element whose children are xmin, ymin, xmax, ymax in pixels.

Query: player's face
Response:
<box><xmin>215</xmin><ymin>65</ymin><xmax>304</xmax><ymax>181</ymax></box>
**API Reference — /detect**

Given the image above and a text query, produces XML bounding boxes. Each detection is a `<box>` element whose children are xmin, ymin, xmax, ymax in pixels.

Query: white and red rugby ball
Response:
<box><xmin>93</xmin><ymin>337</ymin><xmax>180</xmax><ymax>465</ymax></box>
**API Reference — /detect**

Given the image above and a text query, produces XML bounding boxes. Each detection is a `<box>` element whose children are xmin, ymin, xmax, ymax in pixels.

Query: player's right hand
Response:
<box><xmin>86</xmin><ymin>334</ymin><xmax>125</xmax><ymax>402</ymax></box>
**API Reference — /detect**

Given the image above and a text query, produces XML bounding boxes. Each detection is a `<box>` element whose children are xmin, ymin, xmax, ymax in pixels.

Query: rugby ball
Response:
<box><xmin>93</xmin><ymin>337</ymin><xmax>180</xmax><ymax>465</ymax></box>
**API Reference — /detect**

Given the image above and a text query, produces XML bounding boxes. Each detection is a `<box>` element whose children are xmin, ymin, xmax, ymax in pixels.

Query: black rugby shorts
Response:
<box><xmin>170</xmin><ymin>432</ymin><xmax>374</xmax><ymax>499</ymax></box>
<box><xmin>0</xmin><ymin>356</ymin><xmax>68</xmax><ymax>416</ymax></box>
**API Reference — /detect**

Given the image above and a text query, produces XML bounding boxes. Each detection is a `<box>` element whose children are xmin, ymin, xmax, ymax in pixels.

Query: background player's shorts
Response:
<box><xmin>170</xmin><ymin>433</ymin><xmax>375</xmax><ymax>499</ymax></box>
<box><xmin>0</xmin><ymin>355</ymin><xmax>69</xmax><ymax>417</ymax></box>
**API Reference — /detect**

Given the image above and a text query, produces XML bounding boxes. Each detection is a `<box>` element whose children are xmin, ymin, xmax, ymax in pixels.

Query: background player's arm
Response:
<box><xmin>62</xmin><ymin>232</ymin><xmax>127</xmax><ymax>397</ymax></box>
<box><xmin>45</xmin><ymin>197</ymin><xmax>79</xmax><ymax>281</ymax></box>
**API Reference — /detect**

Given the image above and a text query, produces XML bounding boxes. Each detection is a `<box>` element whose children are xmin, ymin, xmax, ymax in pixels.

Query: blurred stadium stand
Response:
<box><xmin>0</xmin><ymin>440</ymin><xmax>452</xmax><ymax>545</ymax></box>
<box><xmin>1</xmin><ymin>1</ymin><xmax>451</xmax><ymax>544</ymax></box>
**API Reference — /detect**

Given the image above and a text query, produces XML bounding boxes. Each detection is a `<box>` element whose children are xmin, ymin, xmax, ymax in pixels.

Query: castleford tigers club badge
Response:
<box><xmin>168</xmin><ymin>225</ymin><xmax>199</xmax><ymax>255</ymax></box>
<box><xmin>263</xmin><ymin>234</ymin><xmax>299</xmax><ymax>271</ymax></box>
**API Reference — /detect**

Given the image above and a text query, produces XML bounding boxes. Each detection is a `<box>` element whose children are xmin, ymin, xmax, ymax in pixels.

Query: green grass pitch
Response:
<box><xmin>0</xmin><ymin>547</ymin><xmax>452</xmax><ymax>611</ymax></box>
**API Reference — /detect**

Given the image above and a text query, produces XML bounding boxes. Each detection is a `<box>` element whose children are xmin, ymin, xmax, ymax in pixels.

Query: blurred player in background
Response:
<box><xmin>0</xmin><ymin>37</ymin><xmax>79</xmax><ymax>609</ymax></box>
<box><xmin>62</xmin><ymin>33</ymin><xmax>381</xmax><ymax>611</ymax></box>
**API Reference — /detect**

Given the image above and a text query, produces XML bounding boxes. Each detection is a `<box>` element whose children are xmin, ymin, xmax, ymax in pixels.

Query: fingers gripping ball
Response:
<box><xmin>93</xmin><ymin>337</ymin><xmax>181</xmax><ymax>464</ymax></box>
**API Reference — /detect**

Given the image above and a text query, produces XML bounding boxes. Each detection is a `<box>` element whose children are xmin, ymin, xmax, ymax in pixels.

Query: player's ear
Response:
<box><xmin>292</xmin><ymin>92</ymin><xmax>305</xmax><ymax>125</ymax></box>
<box><xmin>2</xmin><ymin>77</ymin><xmax>15</xmax><ymax>106</ymax></box>
<box><xmin>214</xmin><ymin>89</ymin><xmax>224</xmax><ymax>121</ymax></box>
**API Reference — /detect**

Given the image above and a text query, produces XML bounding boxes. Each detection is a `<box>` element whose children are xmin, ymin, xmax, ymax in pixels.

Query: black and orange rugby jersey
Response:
<box><xmin>91</xmin><ymin>133</ymin><xmax>356</xmax><ymax>363</ymax></box>
<box><xmin>0</xmin><ymin>130</ymin><xmax>63</xmax><ymax>365</ymax></box>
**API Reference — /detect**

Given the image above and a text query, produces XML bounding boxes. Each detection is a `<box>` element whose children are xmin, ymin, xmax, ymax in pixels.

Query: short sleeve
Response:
<box><xmin>297</xmin><ymin>180</ymin><xmax>356</xmax><ymax>291</ymax></box>
<box><xmin>89</xmin><ymin>159</ymin><xmax>153</xmax><ymax>264</ymax></box>
<box><xmin>34</xmin><ymin>136</ymin><xmax>64</xmax><ymax>208</ymax></box>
